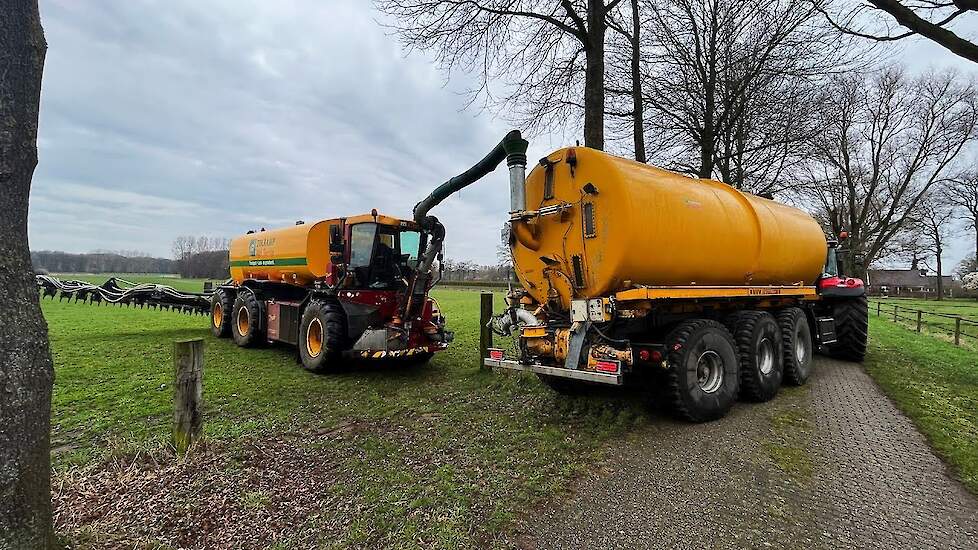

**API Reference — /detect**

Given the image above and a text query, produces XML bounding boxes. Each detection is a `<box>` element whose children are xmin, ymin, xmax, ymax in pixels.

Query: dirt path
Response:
<box><xmin>513</xmin><ymin>358</ymin><xmax>978</xmax><ymax>549</ymax></box>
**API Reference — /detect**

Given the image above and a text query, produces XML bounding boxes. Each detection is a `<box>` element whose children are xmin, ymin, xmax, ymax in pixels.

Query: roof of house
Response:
<box><xmin>867</xmin><ymin>269</ymin><xmax>953</xmax><ymax>288</ymax></box>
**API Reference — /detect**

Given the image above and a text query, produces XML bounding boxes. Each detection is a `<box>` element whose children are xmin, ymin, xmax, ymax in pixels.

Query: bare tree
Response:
<box><xmin>908</xmin><ymin>190</ymin><xmax>957</xmax><ymax>299</ymax></box>
<box><xmin>799</xmin><ymin>68</ymin><xmax>978</xmax><ymax>277</ymax></box>
<box><xmin>376</xmin><ymin>0</ymin><xmax>625</xmax><ymax>150</ymax></box>
<box><xmin>0</xmin><ymin>2</ymin><xmax>55</xmax><ymax>548</ymax></box>
<box><xmin>637</xmin><ymin>0</ymin><xmax>856</xmax><ymax>193</ymax></box>
<box><xmin>817</xmin><ymin>0</ymin><xmax>978</xmax><ymax>64</ymax></box>
<box><xmin>949</xmin><ymin>170</ymin><xmax>978</xmax><ymax>260</ymax></box>
<box><xmin>604</xmin><ymin>0</ymin><xmax>646</xmax><ymax>161</ymax></box>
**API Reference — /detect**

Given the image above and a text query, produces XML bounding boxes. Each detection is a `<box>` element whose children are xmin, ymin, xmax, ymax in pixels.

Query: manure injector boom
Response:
<box><xmin>35</xmin><ymin>131</ymin><xmax>532</xmax><ymax>370</ymax></box>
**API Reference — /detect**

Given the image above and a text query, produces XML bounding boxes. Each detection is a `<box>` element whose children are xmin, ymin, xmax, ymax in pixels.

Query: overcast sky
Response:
<box><xmin>28</xmin><ymin>0</ymin><xmax>978</xmax><ymax>270</ymax></box>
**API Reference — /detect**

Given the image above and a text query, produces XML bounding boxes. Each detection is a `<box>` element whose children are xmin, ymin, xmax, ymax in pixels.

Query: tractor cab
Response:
<box><xmin>344</xmin><ymin>217</ymin><xmax>426</xmax><ymax>290</ymax></box>
<box><xmin>818</xmin><ymin>232</ymin><xmax>865</xmax><ymax>297</ymax></box>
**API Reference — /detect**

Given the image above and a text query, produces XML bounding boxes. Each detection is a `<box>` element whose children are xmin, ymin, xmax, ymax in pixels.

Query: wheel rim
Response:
<box><xmin>306</xmin><ymin>318</ymin><xmax>324</xmax><ymax>358</ymax></box>
<box><xmin>213</xmin><ymin>303</ymin><xmax>223</xmax><ymax>328</ymax></box>
<box><xmin>696</xmin><ymin>350</ymin><xmax>724</xmax><ymax>394</ymax></box>
<box><xmin>758</xmin><ymin>337</ymin><xmax>775</xmax><ymax>375</ymax></box>
<box><xmin>794</xmin><ymin>327</ymin><xmax>807</xmax><ymax>364</ymax></box>
<box><xmin>236</xmin><ymin>306</ymin><xmax>250</xmax><ymax>336</ymax></box>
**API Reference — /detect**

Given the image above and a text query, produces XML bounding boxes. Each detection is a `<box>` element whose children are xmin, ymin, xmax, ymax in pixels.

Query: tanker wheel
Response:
<box><xmin>299</xmin><ymin>300</ymin><xmax>348</xmax><ymax>373</ymax></box>
<box><xmin>231</xmin><ymin>291</ymin><xmax>264</xmax><ymax>347</ymax></box>
<box><xmin>778</xmin><ymin>307</ymin><xmax>813</xmax><ymax>386</ymax></box>
<box><xmin>724</xmin><ymin>311</ymin><xmax>783</xmax><ymax>402</ymax></box>
<box><xmin>662</xmin><ymin>319</ymin><xmax>739</xmax><ymax>423</ymax></box>
<box><xmin>536</xmin><ymin>373</ymin><xmax>593</xmax><ymax>395</ymax></box>
<box><xmin>828</xmin><ymin>295</ymin><xmax>869</xmax><ymax>362</ymax></box>
<box><xmin>210</xmin><ymin>289</ymin><xmax>234</xmax><ymax>338</ymax></box>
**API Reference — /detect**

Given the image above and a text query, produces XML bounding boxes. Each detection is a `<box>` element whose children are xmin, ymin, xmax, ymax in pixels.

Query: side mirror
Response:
<box><xmin>329</xmin><ymin>225</ymin><xmax>345</xmax><ymax>254</ymax></box>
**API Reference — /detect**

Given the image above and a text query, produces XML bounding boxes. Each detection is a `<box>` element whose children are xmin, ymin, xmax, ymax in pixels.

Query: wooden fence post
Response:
<box><xmin>916</xmin><ymin>310</ymin><xmax>922</xmax><ymax>333</ymax></box>
<box><xmin>955</xmin><ymin>318</ymin><xmax>962</xmax><ymax>346</ymax></box>
<box><xmin>877</xmin><ymin>301</ymin><xmax>881</xmax><ymax>317</ymax></box>
<box><xmin>173</xmin><ymin>338</ymin><xmax>204</xmax><ymax>454</ymax></box>
<box><xmin>893</xmin><ymin>305</ymin><xmax>898</xmax><ymax>323</ymax></box>
<box><xmin>480</xmin><ymin>292</ymin><xmax>493</xmax><ymax>370</ymax></box>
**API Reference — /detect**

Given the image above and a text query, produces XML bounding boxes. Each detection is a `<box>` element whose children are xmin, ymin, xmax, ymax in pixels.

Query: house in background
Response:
<box><xmin>866</xmin><ymin>268</ymin><xmax>954</xmax><ymax>298</ymax></box>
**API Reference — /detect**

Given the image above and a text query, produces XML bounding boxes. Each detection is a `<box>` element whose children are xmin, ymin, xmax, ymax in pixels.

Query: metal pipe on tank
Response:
<box><xmin>507</xmin><ymin>149</ymin><xmax>527</xmax><ymax>213</ymax></box>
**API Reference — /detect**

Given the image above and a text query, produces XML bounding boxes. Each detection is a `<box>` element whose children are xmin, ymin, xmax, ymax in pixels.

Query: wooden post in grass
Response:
<box><xmin>894</xmin><ymin>305</ymin><xmax>898</xmax><ymax>322</ymax></box>
<box><xmin>916</xmin><ymin>310</ymin><xmax>922</xmax><ymax>333</ymax></box>
<box><xmin>955</xmin><ymin>318</ymin><xmax>962</xmax><ymax>346</ymax></box>
<box><xmin>877</xmin><ymin>301</ymin><xmax>881</xmax><ymax>317</ymax></box>
<box><xmin>173</xmin><ymin>338</ymin><xmax>204</xmax><ymax>454</ymax></box>
<box><xmin>480</xmin><ymin>292</ymin><xmax>493</xmax><ymax>370</ymax></box>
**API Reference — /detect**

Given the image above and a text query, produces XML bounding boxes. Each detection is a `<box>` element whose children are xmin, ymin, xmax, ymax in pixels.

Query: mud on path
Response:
<box><xmin>513</xmin><ymin>358</ymin><xmax>978</xmax><ymax>550</ymax></box>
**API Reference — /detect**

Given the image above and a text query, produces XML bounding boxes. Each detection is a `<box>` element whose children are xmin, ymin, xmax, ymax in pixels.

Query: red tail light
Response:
<box><xmin>488</xmin><ymin>349</ymin><xmax>504</xmax><ymax>360</ymax></box>
<box><xmin>594</xmin><ymin>360</ymin><xmax>620</xmax><ymax>374</ymax></box>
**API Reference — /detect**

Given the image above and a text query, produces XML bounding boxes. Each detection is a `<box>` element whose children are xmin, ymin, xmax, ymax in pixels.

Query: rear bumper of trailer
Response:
<box><xmin>484</xmin><ymin>358</ymin><xmax>622</xmax><ymax>385</ymax></box>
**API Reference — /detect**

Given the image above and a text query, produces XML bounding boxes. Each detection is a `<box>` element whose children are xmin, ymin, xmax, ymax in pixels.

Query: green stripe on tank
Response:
<box><xmin>230</xmin><ymin>257</ymin><xmax>308</xmax><ymax>267</ymax></box>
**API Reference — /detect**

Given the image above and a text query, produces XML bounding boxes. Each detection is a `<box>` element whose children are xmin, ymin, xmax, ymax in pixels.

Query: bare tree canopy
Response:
<box><xmin>637</xmin><ymin>0</ymin><xmax>857</xmax><ymax>193</ymax></box>
<box><xmin>818</xmin><ymin>0</ymin><xmax>978</xmax><ymax>63</ymax></box>
<box><xmin>908</xmin><ymin>189</ymin><xmax>957</xmax><ymax>298</ymax></box>
<box><xmin>0</xmin><ymin>1</ymin><xmax>56</xmax><ymax>548</ymax></box>
<box><xmin>376</xmin><ymin>0</ymin><xmax>624</xmax><ymax>150</ymax></box>
<box><xmin>799</xmin><ymin>68</ymin><xmax>978</xmax><ymax>276</ymax></box>
<box><xmin>949</xmin><ymin>170</ymin><xmax>978</xmax><ymax>260</ymax></box>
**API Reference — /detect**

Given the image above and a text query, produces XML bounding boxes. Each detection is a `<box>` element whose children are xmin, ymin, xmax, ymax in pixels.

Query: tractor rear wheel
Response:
<box><xmin>778</xmin><ymin>307</ymin><xmax>813</xmax><ymax>386</ymax></box>
<box><xmin>299</xmin><ymin>300</ymin><xmax>348</xmax><ymax>372</ymax></box>
<box><xmin>231</xmin><ymin>291</ymin><xmax>264</xmax><ymax>347</ymax></box>
<box><xmin>210</xmin><ymin>289</ymin><xmax>234</xmax><ymax>338</ymax></box>
<box><xmin>829</xmin><ymin>295</ymin><xmax>869</xmax><ymax>362</ymax></box>
<box><xmin>725</xmin><ymin>311</ymin><xmax>783</xmax><ymax>402</ymax></box>
<box><xmin>662</xmin><ymin>319</ymin><xmax>739</xmax><ymax>423</ymax></box>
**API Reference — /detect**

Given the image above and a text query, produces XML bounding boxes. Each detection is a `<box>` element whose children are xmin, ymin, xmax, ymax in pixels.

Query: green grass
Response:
<box><xmin>864</xmin><ymin>317</ymin><xmax>978</xmax><ymax>493</ymax></box>
<box><xmin>43</xmin><ymin>280</ymin><xmax>648</xmax><ymax>547</ymax></box>
<box><xmin>870</xmin><ymin>297</ymin><xmax>978</xmax><ymax>347</ymax></box>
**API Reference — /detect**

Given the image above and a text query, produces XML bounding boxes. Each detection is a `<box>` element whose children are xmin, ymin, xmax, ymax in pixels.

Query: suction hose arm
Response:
<box><xmin>412</xmin><ymin>129</ymin><xmax>529</xmax><ymax>227</ymax></box>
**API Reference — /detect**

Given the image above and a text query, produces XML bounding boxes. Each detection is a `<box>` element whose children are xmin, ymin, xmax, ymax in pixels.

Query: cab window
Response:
<box><xmin>349</xmin><ymin>223</ymin><xmax>377</xmax><ymax>269</ymax></box>
<box><xmin>400</xmin><ymin>231</ymin><xmax>421</xmax><ymax>267</ymax></box>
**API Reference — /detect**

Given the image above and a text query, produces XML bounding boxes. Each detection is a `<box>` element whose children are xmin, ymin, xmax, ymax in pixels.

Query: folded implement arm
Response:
<box><xmin>36</xmin><ymin>275</ymin><xmax>212</xmax><ymax>315</ymax></box>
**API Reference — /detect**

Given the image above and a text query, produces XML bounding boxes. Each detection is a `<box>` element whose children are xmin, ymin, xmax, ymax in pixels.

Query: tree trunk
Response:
<box><xmin>936</xmin><ymin>244</ymin><xmax>944</xmax><ymax>301</ymax></box>
<box><xmin>630</xmin><ymin>0</ymin><xmax>645</xmax><ymax>162</ymax></box>
<box><xmin>583</xmin><ymin>0</ymin><xmax>606</xmax><ymax>150</ymax></box>
<box><xmin>0</xmin><ymin>2</ymin><xmax>55</xmax><ymax>549</ymax></box>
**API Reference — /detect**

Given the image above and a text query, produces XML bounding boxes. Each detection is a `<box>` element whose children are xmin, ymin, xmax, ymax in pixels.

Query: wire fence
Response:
<box><xmin>870</xmin><ymin>300</ymin><xmax>978</xmax><ymax>348</ymax></box>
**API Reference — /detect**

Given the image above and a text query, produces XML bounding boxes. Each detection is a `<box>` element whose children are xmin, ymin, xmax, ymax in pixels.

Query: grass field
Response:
<box><xmin>870</xmin><ymin>297</ymin><xmax>978</xmax><ymax>348</ymax></box>
<box><xmin>864</xmin><ymin>317</ymin><xmax>978</xmax><ymax>494</ymax></box>
<box><xmin>42</xmin><ymin>277</ymin><xmax>649</xmax><ymax>548</ymax></box>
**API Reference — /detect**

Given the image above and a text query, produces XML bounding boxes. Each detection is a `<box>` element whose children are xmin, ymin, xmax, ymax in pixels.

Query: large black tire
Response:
<box><xmin>210</xmin><ymin>289</ymin><xmax>234</xmax><ymax>338</ymax></box>
<box><xmin>662</xmin><ymin>319</ymin><xmax>740</xmax><ymax>423</ymax></box>
<box><xmin>829</xmin><ymin>295</ymin><xmax>869</xmax><ymax>362</ymax></box>
<box><xmin>536</xmin><ymin>373</ymin><xmax>593</xmax><ymax>395</ymax></box>
<box><xmin>778</xmin><ymin>307</ymin><xmax>814</xmax><ymax>386</ymax></box>
<box><xmin>231</xmin><ymin>291</ymin><xmax>264</xmax><ymax>347</ymax></box>
<box><xmin>298</xmin><ymin>300</ymin><xmax>349</xmax><ymax>372</ymax></box>
<box><xmin>725</xmin><ymin>311</ymin><xmax>783</xmax><ymax>402</ymax></box>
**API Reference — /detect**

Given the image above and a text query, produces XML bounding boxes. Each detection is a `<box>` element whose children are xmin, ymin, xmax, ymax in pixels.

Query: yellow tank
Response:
<box><xmin>511</xmin><ymin>148</ymin><xmax>827</xmax><ymax>308</ymax></box>
<box><xmin>229</xmin><ymin>220</ymin><xmax>338</xmax><ymax>285</ymax></box>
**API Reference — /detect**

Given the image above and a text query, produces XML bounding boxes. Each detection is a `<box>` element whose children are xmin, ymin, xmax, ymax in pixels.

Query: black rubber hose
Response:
<box><xmin>413</xmin><ymin>130</ymin><xmax>528</xmax><ymax>226</ymax></box>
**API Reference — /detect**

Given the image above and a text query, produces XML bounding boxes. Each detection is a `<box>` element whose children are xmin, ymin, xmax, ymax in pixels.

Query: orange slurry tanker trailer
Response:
<box><xmin>38</xmin><ymin>210</ymin><xmax>455</xmax><ymax>371</ymax></box>
<box><xmin>417</xmin><ymin>132</ymin><xmax>868</xmax><ymax>423</ymax></box>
